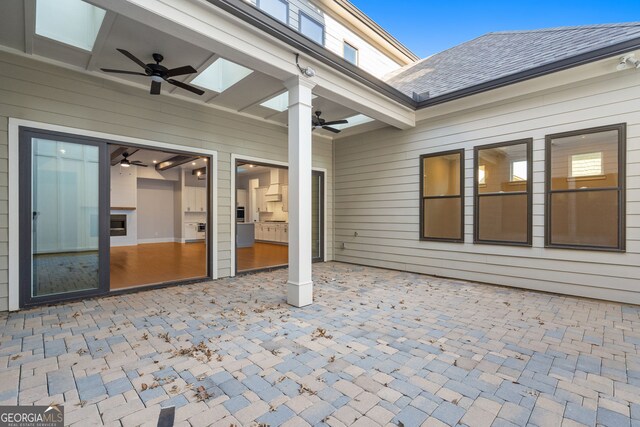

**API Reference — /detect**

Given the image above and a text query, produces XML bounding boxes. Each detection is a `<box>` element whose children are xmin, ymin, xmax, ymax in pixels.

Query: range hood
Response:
<box><xmin>265</xmin><ymin>169</ymin><xmax>287</xmax><ymax>202</ymax></box>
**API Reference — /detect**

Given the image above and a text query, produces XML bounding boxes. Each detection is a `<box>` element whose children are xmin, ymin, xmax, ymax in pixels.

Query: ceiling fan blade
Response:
<box><xmin>132</xmin><ymin>163</ymin><xmax>148</xmax><ymax>167</ymax></box>
<box><xmin>322</xmin><ymin>126</ymin><xmax>341</xmax><ymax>134</ymax></box>
<box><xmin>323</xmin><ymin>120</ymin><xmax>349</xmax><ymax>126</ymax></box>
<box><xmin>167</xmin><ymin>79</ymin><xmax>205</xmax><ymax>96</ymax></box>
<box><xmin>150</xmin><ymin>80</ymin><xmax>161</xmax><ymax>95</ymax></box>
<box><xmin>116</xmin><ymin>48</ymin><xmax>149</xmax><ymax>71</ymax></box>
<box><xmin>166</xmin><ymin>65</ymin><xmax>197</xmax><ymax>78</ymax></box>
<box><xmin>101</xmin><ymin>68</ymin><xmax>147</xmax><ymax>76</ymax></box>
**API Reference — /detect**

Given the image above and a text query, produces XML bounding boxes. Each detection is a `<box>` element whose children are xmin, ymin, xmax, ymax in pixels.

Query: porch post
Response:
<box><xmin>284</xmin><ymin>76</ymin><xmax>316</xmax><ymax>307</ymax></box>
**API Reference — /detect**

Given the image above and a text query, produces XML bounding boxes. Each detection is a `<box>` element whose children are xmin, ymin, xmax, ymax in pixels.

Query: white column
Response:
<box><xmin>284</xmin><ymin>76</ymin><xmax>316</xmax><ymax>307</ymax></box>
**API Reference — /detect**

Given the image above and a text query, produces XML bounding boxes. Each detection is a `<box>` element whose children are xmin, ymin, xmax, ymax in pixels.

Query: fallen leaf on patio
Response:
<box><xmin>10</xmin><ymin>355</ymin><xmax>21</xmax><ymax>360</ymax></box>
<box><xmin>142</xmin><ymin>333</ymin><xmax>148</xmax><ymax>340</ymax></box>
<box><xmin>77</xmin><ymin>349</ymin><xmax>87</xmax><ymax>355</ymax></box>
<box><xmin>141</xmin><ymin>383</ymin><xmax>148</xmax><ymax>391</ymax></box>
<box><xmin>72</xmin><ymin>312</ymin><xmax>80</xmax><ymax>318</ymax></box>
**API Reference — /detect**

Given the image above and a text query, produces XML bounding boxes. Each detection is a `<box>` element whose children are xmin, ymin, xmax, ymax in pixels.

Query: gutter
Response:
<box><xmin>415</xmin><ymin>36</ymin><xmax>640</xmax><ymax>109</ymax></box>
<box><xmin>204</xmin><ymin>1</ymin><xmax>640</xmax><ymax>113</ymax></box>
<box><xmin>204</xmin><ymin>0</ymin><xmax>417</xmax><ymax>109</ymax></box>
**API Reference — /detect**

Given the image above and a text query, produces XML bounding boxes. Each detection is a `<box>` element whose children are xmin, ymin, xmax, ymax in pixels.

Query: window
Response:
<box><xmin>420</xmin><ymin>150</ymin><xmax>464</xmax><ymax>242</ymax></box>
<box><xmin>570</xmin><ymin>152</ymin><xmax>603</xmax><ymax>177</ymax></box>
<box><xmin>546</xmin><ymin>124</ymin><xmax>626</xmax><ymax>250</ymax></box>
<box><xmin>257</xmin><ymin>0</ymin><xmax>288</xmax><ymax>23</ymax></box>
<box><xmin>299</xmin><ymin>12</ymin><xmax>324</xmax><ymax>45</ymax></box>
<box><xmin>474</xmin><ymin>140</ymin><xmax>532</xmax><ymax>246</ymax></box>
<box><xmin>344</xmin><ymin>41</ymin><xmax>358</xmax><ymax>65</ymax></box>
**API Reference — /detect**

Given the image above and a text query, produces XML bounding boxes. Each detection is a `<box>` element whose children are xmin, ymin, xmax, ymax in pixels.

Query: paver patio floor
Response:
<box><xmin>1</xmin><ymin>262</ymin><xmax>640</xmax><ymax>427</ymax></box>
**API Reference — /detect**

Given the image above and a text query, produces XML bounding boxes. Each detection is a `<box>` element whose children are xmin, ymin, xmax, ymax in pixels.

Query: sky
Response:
<box><xmin>349</xmin><ymin>0</ymin><xmax>640</xmax><ymax>58</ymax></box>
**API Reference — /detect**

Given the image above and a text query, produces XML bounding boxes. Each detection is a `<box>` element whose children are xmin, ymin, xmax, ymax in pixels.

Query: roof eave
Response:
<box><xmin>205</xmin><ymin>0</ymin><xmax>417</xmax><ymax>109</ymax></box>
<box><xmin>415</xmin><ymin>35</ymin><xmax>640</xmax><ymax>109</ymax></box>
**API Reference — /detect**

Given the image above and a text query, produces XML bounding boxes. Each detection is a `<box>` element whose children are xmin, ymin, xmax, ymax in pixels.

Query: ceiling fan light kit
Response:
<box><xmin>101</xmin><ymin>49</ymin><xmax>204</xmax><ymax>96</ymax></box>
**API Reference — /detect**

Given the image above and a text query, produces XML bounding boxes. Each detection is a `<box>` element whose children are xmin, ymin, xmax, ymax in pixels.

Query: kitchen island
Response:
<box><xmin>236</xmin><ymin>223</ymin><xmax>255</xmax><ymax>248</ymax></box>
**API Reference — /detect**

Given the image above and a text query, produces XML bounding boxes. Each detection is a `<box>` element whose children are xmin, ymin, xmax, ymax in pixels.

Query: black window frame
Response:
<box><xmin>419</xmin><ymin>149</ymin><xmax>465</xmax><ymax>243</ymax></box>
<box><xmin>544</xmin><ymin>123</ymin><xmax>626</xmax><ymax>252</ymax></box>
<box><xmin>256</xmin><ymin>0</ymin><xmax>289</xmax><ymax>24</ymax></box>
<box><xmin>298</xmin><ymin>11</ymin><xmax>325</xmax><ymax>46</ymax></box>
<box><xmin>343</xmin><ymin>40</ymin><xmax>359</xmax><ymax>66</ymax></box>
<box><xmin>473</xmin><ymin>139</ymin><xmax>533</xmax><ymax>247</ymax></box>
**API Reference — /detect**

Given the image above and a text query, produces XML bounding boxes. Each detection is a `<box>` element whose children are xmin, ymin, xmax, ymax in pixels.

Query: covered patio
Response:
<box><xmin>1</xmin><ymin>263</ymin><xmax>639</xmax><ymax>426</ymax></box>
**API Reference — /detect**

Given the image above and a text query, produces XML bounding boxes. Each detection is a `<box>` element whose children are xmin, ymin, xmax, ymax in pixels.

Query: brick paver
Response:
<box><xmin>1</xmin><ymin>262</ymin><xmax>639</xmax><ymax>426</ymax></box>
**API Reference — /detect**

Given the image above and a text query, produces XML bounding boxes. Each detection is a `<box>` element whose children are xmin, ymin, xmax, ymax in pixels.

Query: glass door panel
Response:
<box><xmin>20</xmin><ymin>130</ymin><xmax>108</xmax><ymax>306</ymax></box>
<box><xmin>311</xmin><ymin>171</ymin><xmax>324</xmax><ymax>262</ymax></box>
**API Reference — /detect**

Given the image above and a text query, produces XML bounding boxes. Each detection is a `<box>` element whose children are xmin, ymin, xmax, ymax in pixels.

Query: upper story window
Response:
<box><xmin>420</xmin><ymin>150</ymin><xmax>464</xmax><ymax>242</ymax></box>
<box><xmin>475</xmin><ymin>140</ymin><xmax>532</xmax><ymax>246</ymax></box>
<box><xmin>257</xmin><ymin>0</ymin><xmax>288</xmax><ymax>24</ymax></box>
<box><xmin>299</xmin><ymin>12</ymin><xmax>324</xmax><ymax>45</ymax></box>
<box><xmin>344</xmin><ymin>41</ymin><xmax>358</xmax><ymax>65</ymax></box>
<box><xmin>545</xmin><ymin>124</ymin><xmax>626</xmax><ymax>251</ymax></box>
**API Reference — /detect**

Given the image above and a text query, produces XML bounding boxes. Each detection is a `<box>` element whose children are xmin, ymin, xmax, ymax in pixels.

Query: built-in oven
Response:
<box><xmin>197</xmin><ymin>223</ymin><xmax>206</xmax><ymax>233</ymax></box>
<box><xmin>236</xmin><ymin>206</ymin><xmax>245</xmax><ymax>223</ymax></box>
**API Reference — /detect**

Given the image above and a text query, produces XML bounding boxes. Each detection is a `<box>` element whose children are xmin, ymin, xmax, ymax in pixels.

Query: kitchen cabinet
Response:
<box><xmin>184</xmin><ymin>222</ymin><xmax>198</xmax><ymax>240</ymax></box>
<box><xmin>255</xmin><ymin>187</ymin><xmax>270</xmax><ymax>212</ymax></box>
<box><xmin>237</xmin><ymin>189</ymin><xmax>247</xmax><ymax>208</ymax></box>
<box><xmin>184</xmin><ymin>186</ymin><xmax>207</xmax><ymax>212</ymax></box>
<box><xmin>255</xmin><ymin>223</ymin><xmax>288</xmax><ymax>244</ymax></box>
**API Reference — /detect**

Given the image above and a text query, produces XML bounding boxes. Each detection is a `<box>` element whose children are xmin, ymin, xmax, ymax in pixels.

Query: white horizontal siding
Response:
<box><xmin>0</xmin><ymin>51</ymin><xmax>334</xmax><ymax>311</ymax></box>
<box><xmin>334</xmin><ymin>69</ymin><xmax>640</xmax><ymax>304</ymax></box>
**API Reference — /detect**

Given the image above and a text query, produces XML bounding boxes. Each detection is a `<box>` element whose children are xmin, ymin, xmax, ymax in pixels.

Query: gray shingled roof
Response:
<box><xmin>385</xmin><ymin>23</ymin><xmax>640</xmax><ymax>100</ymax></box>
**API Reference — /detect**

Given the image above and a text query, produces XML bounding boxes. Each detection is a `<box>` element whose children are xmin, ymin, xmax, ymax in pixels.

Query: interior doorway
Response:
<box><xmin>108</xmin><ymin>145</ymin><xmax>209</xmax><ymax>290</ymax></box>
<box><xmin>18</xmin><ymin>126</ymin><xmax>212</xmax><ymax>308</ymax></box>
<box><xmin>235</xmin><ymin>159</ymin><xmax>324</xmax><ymax>273</ymax></box>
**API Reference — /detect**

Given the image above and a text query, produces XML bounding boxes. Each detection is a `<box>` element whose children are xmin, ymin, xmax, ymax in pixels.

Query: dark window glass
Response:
<box><xmin>475</xmin><ymin>140</ymin><xmax>531</xmax><ymax>245</ymax></box>
<box><xmin>420</xmin><ymin>150</ymin><xmax>464</xmax><ymax>241</ymax></box>
<box><xmin>546</xmin><ymin>125</ymin><xmax>625</xmax><ymax>250</ymax></box>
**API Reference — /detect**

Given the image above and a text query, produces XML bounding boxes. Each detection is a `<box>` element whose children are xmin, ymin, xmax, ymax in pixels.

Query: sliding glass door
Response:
<box><xmin>312</xmin><ymin>171</ymin><xmax>324</xmax><ymax>262</ymax></box>
<box><xmin>19</xmin><ymin>129</ymin><xmax>109</xmax><ymax>307</ymax></box>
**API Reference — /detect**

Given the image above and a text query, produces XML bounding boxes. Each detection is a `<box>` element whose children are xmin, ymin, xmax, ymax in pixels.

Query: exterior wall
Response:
<box><xmin>334</xmin><ymin>69</ymin><xmax>640</xmax><ymax>304</ymax></box>
<box><xmin>0</xmin><ymin>50</ymin><xmax>334</xmax><ymax>311</ymax></box>
<box><xmin>245</xmin><ymin>0</ymin><xmax>403</xmax><ymax>78</ymax></box>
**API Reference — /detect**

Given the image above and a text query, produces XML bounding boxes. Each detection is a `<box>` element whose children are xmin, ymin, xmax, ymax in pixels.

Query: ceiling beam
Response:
<box><xmin>156</xmin><ymin>155</ymin><xmax>198</xmax><ymax>171</ymax></box>
<box><xmin>23</xmin><ymin>0</ymin><xmax>36</xmax><ymax>54</ymax></box>
<box><xmin>87</xmin><ymin>11</ymin><xmax>117</xmax><ymax>71</ymax></box>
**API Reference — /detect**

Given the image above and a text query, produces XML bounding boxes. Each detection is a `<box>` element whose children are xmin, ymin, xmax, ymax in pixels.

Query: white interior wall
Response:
<box><xmin>136</xmin><ymin>178</ymin><xmax>177</xmax><ymax>243</ymax></box>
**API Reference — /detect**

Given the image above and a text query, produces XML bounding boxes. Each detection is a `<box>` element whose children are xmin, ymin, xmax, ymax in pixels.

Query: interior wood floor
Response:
<box><xmin>110</xmin><ymin>242</ymin><xmax>206</xmax><ymax>290</ymax></box>
<box><xmin>237</xmin><ymin>242</ymin><xmax>288</xmax><ymax>272</ymax></box>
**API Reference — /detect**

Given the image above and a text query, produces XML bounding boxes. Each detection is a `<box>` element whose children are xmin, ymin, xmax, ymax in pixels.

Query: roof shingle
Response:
<box><xmin>385</xmin><ymin>22</ymin><xmax>640</xmax><ymax>100</ymax></box>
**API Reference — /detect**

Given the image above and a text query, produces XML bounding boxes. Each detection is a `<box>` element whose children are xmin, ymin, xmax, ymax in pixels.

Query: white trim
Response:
<box><xmin>230</xmin><ymin>154</ymin><xmax>328</xmax><ymax>276</ymax></box>
<box><xmin>8</xmin><ymin>118</ymin><xmax>219</xmax><ymax>311</ymax></box>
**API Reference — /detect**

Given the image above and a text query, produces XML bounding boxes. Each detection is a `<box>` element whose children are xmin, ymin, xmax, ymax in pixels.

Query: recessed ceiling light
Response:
<box><xmin>192</xmin><ymin>162</ymin><xmax>196</xmax><ymax>165</ymax></box>
<box><xmin>59</xmin><ymin>149</ymin><xmax>66</xmax><ymax>154</ymax></box>
<box><xmin>190</xmin><ymin>58</ymin><xmax>253</xmax><ymax>93</ymax></box>
<box><xmin>152</xmin><ymin>160</ymin><xmax>157</xmax><ymax>164</ymax></box>
<box><xmin>203</xmin><ymin>158</ymin><xmax>207</xmax><ymax>162</ymax></box>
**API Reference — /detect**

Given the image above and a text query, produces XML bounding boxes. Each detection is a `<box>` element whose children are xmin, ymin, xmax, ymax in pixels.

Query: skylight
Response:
<box><xmin>35</xmin><ymin>0</ymin><xmax>106</xmax><ymax>51</ymax></box>
<box><xmin>332</xmin><ymin>114</ymin><xmax>374</xmax><ymax>130</ymax></box>
<box><xmin>260</xmin><ymin>92</ymin><xmax>289</xmax><ymax>112</ymax></box>
<box><xmin>191</xmin><ymin>58</ymin><xmax>253</xmax><ymax>93</ymax></box>
<box><xmin>260</xmin><ymin>92</ymin><xmax>319</xmax><ymax>112</ymax></box>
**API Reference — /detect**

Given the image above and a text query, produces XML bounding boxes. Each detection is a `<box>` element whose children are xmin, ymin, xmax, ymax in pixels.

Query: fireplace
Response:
<box><xmin>110</xmin><ymin>214</ymin><xmax>127</xmax><ymax>236</ymax></box>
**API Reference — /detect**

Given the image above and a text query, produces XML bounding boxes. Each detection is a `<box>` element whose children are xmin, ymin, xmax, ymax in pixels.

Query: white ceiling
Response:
<box><xmin>110</xmin><ymin>146</ymin><xmax>208</xmax><ymax>171</ymax></box>
<box><xmin>0</xmin><ymin>0</ymin><xmax>386</xmax><ymax>138</ymax></box>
